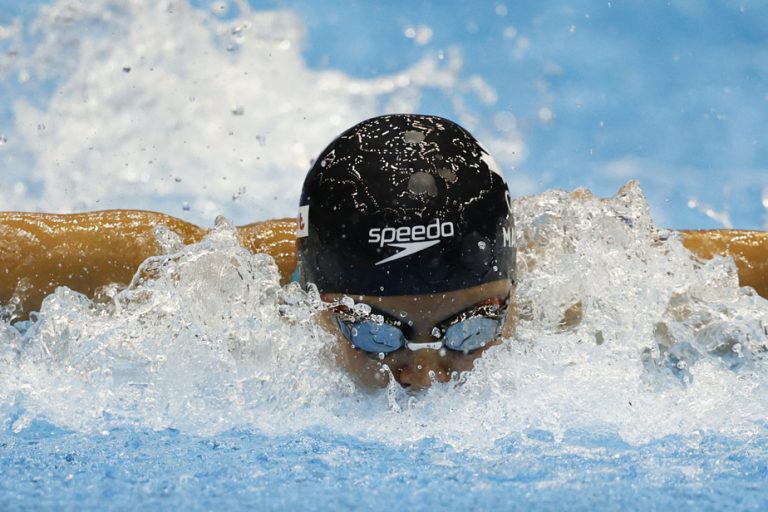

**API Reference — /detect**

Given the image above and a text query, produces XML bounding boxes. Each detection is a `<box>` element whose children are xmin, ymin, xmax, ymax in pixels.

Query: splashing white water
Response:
<box><xmin>763</xmin><ymin>187</ymin><xmax>768</xmax><ymax>229</ymax></box>
<box><xmin>0</xmin><ymin>0</ymin><xmax>525</xmax><ymax>224</ymax></box>
<box><xmin>1</xmin><ymin>0</ymin><xmax>767</xmax><ymax>450</ymax></box>
<box><xmin>1</xmin><ymin>182</ymin><xmax>767</xmax><ymax>449</ymax></box>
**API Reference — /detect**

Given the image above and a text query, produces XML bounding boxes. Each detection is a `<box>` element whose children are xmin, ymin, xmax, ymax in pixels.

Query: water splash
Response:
<box><xmin>511</xmin><ymin>181</ymin><xmax>768</xmax><ymax>443</ymax></box>
<box><xmin>0</xmin><ymin>0</ymin><xmax>524</xmax><ymax>224</ymax></box>
<box><xmin>687</xmin><ymin>197</ymin><xmax>732</xmax><ymax>228</ymax></box>
<box><xmin>763</xmin><ymin>187</ymin><xmax>768</xmax><ymax>229</ymax></box>
<box><xmin>1</xmin><ymin>182</ymin><xmax>767</xmax><ymax>449</ymax></box>
<box><xmin>0</xmin><ymin>219</ymin><xmax>345</xmax><ymax>435</ymax></box>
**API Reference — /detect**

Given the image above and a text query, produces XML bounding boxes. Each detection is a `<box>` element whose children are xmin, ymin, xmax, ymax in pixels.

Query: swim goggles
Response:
<box><xmin>332</xmin><ymin>300</ymin><xmax>508</xmax><ymax>354</ymax></box>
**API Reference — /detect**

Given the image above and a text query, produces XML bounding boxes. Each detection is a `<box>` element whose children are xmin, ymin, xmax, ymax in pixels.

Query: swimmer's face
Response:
<box><xmin>320</xmin><ymin>279</ymin><xmax>514</xmax><ymax>389</ymax></box>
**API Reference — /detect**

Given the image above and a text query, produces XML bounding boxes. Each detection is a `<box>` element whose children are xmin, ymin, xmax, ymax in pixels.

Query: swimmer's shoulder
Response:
<box><xmin>0</xmin><ymin>209</ymin><xmax>205</xmax><ymax>243</ymax></box>
<box><xmin>679</xmin><ymin>229</ymin><xmax>768</xmax><ymax>299</ymax></box>
<box><xmin>679</xmin><ymin>229</ymin><xmax>768</xmax><ymax>257</ymax></box>
<box><xmin>236</xmin><ymin>218</ymin><xmax>297</xmax><ymax>283</ymax></box>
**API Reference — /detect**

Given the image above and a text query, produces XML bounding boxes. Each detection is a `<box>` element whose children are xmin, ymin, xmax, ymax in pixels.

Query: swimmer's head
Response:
<box><xmin>296</xmin><ymin>114</ymin><xmax>515</xmax><ymax>296</ymax></box>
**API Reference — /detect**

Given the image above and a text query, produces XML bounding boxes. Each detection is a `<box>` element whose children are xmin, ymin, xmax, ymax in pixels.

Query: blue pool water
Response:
<box><xmin>2</xmin><ymin>1</ymin><xmax>768</xmax><ymax>510</ymax></box>
<box><xmin>4</xmin><ymin>421</ymin><xmax>768</xmax><ymax>510</ymax></box>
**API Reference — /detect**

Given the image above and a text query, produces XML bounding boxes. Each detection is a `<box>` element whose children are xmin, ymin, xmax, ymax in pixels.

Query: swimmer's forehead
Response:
<box><xmin>322</xmin><ymin>279</ymin><xmax>511</xmax><ymax>318</ymax></box>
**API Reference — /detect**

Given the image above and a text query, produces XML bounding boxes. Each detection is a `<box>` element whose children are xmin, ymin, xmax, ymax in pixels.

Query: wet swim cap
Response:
<box><xmin>296</xmin><ymin>114</ymin><xmax>515</xmax><ymax>296</ymax></box>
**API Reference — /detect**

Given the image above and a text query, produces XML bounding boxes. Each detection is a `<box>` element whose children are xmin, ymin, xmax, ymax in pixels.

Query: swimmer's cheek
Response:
<box><xmin>333</xmin><ymin>338</ymin><xmax>390</xmax><ymax>389</ymax></box>
<box><xmin>315</xmin><ymin>310</ymin><xmax>392</xmax><ymax>389</ymax></box>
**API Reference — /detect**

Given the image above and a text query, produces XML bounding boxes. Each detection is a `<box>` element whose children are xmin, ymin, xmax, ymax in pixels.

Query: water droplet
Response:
<box><xmin>122</xmin><ymin>66</ymin><xmax>131</xmax><ymax>73</ymax></box>
<box><xmin>214</xmin><ymin>215</ymin><xmax>233</xmax><ymax>229</ymax></box>
<box><xmin>231</xmin><ymin>105</ymin><xmax>244</xmax><ymax>116</ymax></box>
<box><xmin>538</xmin><ymin>107</ymin><xmax>554</xmax><ymax>123</ymax></box>
<box><xmin>403</xmin><ymin>130</ymin><xmax>425</xmax><ymax>144</ymax></box>
<box><xmin>438</xmin><ymin>167</ymin><xmax>458</xmax><ymax>183</ymax></box>
<box><xmin>353</xmin><ymin>303</ymin><xmax>372</xmax><ymax>316</ymax></box>
<box><xmin>174</xmin><ymin>177</ymin><xmax>182</xmax><ymax>183</ymax></box>
<box><xmin>431</xmin><ymin>327</ymin><xmax>442</xmax><ymax>338</ymax></box>
<box><xmin>182</xmin><ymin>202</ymin><xmax>191</xmax><ymax>211</ymax></box>
<box><xmin>231</xmin><ymin>186</ymin><xmax>246</xmax><ymax>201</ymax></box>
<box><xmin>478</xmin><ymin>240</ymin><xmax>487</xmax><ymax>250</ymax></box>
<box><xmin>402</xmin><ymin>25</ymin><xmax>432</xmax><ymax>45</ymax></box>
<box><xmin>408</xmin><ymin>172</ymin><xmax>437</xmax><ymax>197</ymax></box>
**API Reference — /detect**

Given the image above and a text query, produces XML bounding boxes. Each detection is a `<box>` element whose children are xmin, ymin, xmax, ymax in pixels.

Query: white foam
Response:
<box><xmin>1</xmin><ymin>181</ymin><xmax>767</xmax><ymax>449</ymax></box>
<box><xmin>2</xmin><ymin>0</ymin><xmax>767</xmax><ymax>451</ymax></box>
<box><xmin>0</xmin><ymin>0</ymin><xmax>525</xmax><ymax>226</ymax></box>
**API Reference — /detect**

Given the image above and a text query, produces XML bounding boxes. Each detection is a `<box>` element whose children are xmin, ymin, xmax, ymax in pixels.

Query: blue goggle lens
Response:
<box><xmin>335</xmin><ymin>317</ymin><xmax>405</xmax><ymax>353</ymax></box>
<box><xmin>443</xmin><ymin>316</ymin><xmax>500</xmax><ymax>352</ymax></box>
<box><xmin>334</xmin><ymin>307</ymin><xmax>505</xmax><ymax>354</ymax></box>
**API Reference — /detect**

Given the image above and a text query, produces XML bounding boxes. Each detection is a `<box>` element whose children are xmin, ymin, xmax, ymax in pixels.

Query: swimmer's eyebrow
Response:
<box><xmin>436</xmin><ymin>296</ymin><xmax>506</xmax><ymax>325</ymax></box>
<box><xmin>321</xmin><ymin>294</ymin><xmax>506</xmax><ymax>323</ymax></box>
<box><xmin>365</xmin><ymin>306</ymin><xmax>401</xmax><ymax>322</ymax></box>
<box><xmin>322</xmin><ymin>297</ymin><xmax>401</xmax><ymax>323</ymax></box>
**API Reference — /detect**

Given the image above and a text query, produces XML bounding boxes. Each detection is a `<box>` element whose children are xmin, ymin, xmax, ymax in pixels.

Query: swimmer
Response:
<box><xmin>294</xmin><ymin>115</ymin><xmax>515</xmax><ymax>388</ymax></box>
<box><xmin>2</xmin><ymin>114</ymin><xmax>768</xmax><ymax>389</ymax></box>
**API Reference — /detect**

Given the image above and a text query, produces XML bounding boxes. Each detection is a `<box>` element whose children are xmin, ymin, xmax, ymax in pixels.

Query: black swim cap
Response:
<box><xmin>296</xmin><ymin>114</ymin><xmax>515</xmax><ymax>296</ymax></box>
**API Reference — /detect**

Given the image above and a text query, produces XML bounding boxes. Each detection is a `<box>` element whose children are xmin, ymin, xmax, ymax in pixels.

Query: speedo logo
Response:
<box><xmin>368</xmin><ymin>219</ymin><xmax>454</xmax><ymax>265</ymax></box>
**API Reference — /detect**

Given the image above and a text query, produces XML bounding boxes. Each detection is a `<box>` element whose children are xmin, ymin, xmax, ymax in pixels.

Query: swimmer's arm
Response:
<box><xmin>679</xmin><ymin>230</ymin><xmax>768</xmax><ymax>299</ymax></box>
<box><xmin>236</xmin><ymin>218</ymin><xmax>297</xmax><ymax>282</ymax></box>
<box><xmin>0</xmin><ymin>210</ymin><xmax>206</xmax><ymax>318</ymax></box>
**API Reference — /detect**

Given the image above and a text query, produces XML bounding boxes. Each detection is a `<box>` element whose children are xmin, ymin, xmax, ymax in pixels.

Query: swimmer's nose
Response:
<box><xmin>398</xmin><ymin>370</ymin><xmax>427</xmax><ymax>389</ymax></box>
<box><xmin>396</xmin><ymin>350</ymin><xmax>451</xmax><ymax>389</ymax></box>
<box><xmin>407</xmin><ymin>324</ymin><xmax>439</xmax><ymax>343</ymax></box>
